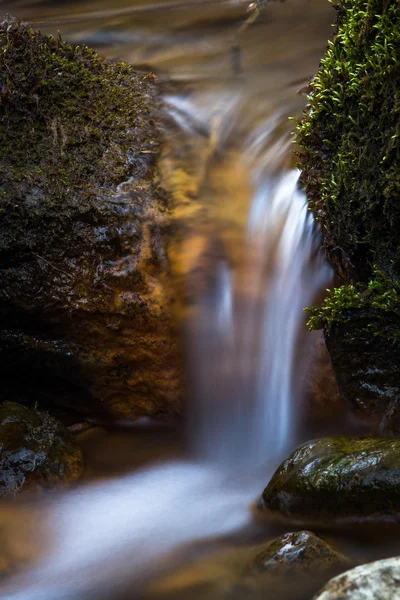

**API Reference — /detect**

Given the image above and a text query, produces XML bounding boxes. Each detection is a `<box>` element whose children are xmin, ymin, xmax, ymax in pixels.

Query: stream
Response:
<box><xmin>0</xmin><ymin>1</ymin><xmax>396</xmax><ymax>598</ymax></box>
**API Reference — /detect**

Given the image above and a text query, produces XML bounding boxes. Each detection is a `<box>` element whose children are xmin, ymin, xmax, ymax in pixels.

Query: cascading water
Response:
<box><xmin>0</xmin><ymin>1</ymin><xmax>336</xmax><ymax>598</ymax></box>
<box><xmin>187</xmin><ymin>107</ymin><xmax>331</xmax><ymax>466</ymax></box>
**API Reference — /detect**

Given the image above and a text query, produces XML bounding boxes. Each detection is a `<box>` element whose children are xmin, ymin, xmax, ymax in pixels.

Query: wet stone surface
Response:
<box><xmin>249</xmin><ymin>530</ymin><xmax>347</xmax><ymax>575</ymax></box>
<box><xmin>258</xmin><ymin>437</ymin><xmax>400</xmax><ymax>523</ymax></box>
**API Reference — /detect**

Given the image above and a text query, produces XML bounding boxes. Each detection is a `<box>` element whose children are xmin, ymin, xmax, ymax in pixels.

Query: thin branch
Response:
<box><xmin>31</xmin><ymin>252</ymin><xmax>71</xmax><ymax>277</ymax></box>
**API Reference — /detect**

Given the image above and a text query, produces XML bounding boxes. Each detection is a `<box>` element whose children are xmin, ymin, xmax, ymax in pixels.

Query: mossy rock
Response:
<box><xmin>297</xmin><ymin>0</ymin><xmax>400</xmax><ymax>284</ymax></box>
<box><xmin>297</xmin><ymin>0</ymin><xmax>400</xmax><ymax>427</ymax></box>
<box><xmin>0</xmin><ymin>401</ymin><xmax>83</xmax><ymax>497</ymax></box>
<box><xmin>258</xmin><ymin>437</ymin><xmax>400</xmax><ymax>523</ymax></box>
<box><xmin>0</xmin><ymin>16</ymin><xmax>182</xmax><ymax>422</ymax></box>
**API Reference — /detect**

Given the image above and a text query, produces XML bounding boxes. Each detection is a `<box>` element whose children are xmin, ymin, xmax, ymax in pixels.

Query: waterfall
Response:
<box><xmin>186</xmin><ymin>106</ymin><xmax>331</xmax><ymax>467</ymax></box>
<box><xmin>0</xmin><ymin>2</ymin><xmax>335</xmax><ymax>597</ymax></box>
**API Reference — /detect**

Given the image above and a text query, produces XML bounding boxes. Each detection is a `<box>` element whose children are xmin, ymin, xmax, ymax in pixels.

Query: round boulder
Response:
<box><xmin>258</xmin><ymin>437</ymin><xmax>400</xmax><ymax>523</ymax></box>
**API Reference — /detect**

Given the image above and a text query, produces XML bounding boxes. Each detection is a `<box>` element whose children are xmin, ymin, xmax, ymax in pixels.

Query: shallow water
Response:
<box><xmin>0</xmin><ymin>1</ymin><xmax>397</xmax><ymax>599</ymax></box>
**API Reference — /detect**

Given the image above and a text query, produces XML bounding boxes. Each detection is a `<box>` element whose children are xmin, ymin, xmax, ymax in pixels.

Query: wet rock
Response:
<box><xmin>250</xmin><ymin>530</ymin><xmax>346</xmax><ymax>575</ymax></box>
<box><xmin>0</xmin><ymin>17</ymin><xmax>182</xmax><ymax>422</ymax></box>
<box><xmin>258</xmin><ymin>437</ymin><xmax>400</xmax><ymax>523</ymax></box>
<box><xmin>0</xmin><ymin>402</ymin><xmax>83</xmax><ymax>497</ymax></box>
<box><xmin>325</xmin><ymin>310</ymin><xmax>400</xmax><ymax>432</ymax></box>
<box><xmin>314</xmin><ymin>556</ymin><xmax>400</xmax><ymax>600</ymax></box>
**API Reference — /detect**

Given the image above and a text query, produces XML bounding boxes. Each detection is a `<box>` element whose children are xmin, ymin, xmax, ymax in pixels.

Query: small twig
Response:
<box><xmin>31</xmin><ymin>251</ymin><xmax>70</xmax><ymax>277</ymax></box>
<box><xmin>231</xmin><ymin>0</ymin><xmax>270</xmax><ymax>76</ymax></box>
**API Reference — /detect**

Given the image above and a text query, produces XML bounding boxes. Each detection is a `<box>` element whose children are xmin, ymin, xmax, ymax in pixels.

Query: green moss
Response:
<box><xmin>306</xmin><ymin>268</ymin><xmax>400</xmax><ymax>342</ymax></box>
<box><xmin>0</xmin><ymin>15</ymin><xmax>159</xmax><ymax>267</ymax></box>
<box><xmin>297</xmin><ymin>0</ymin><xmax>400</xmax><ymax>341</ymax></box>
<box><xmin>297</xmin><ymin>0</ymin><xmax>400</xmax><ymax>280</ymax></box>
<box><xmin>306</xmin><ymin>284</ymin><xmax>362</xmax><ymax>331</ymax></box>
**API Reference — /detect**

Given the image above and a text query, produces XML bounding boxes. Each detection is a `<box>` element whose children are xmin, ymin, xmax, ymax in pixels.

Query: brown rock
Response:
<box><xmin>0</xmin><ymin>17</ymin><xmax>183</xmax><ymax>422</ymax></box>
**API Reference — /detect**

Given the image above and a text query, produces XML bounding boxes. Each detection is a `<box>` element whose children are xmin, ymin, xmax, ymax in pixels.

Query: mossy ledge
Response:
<box><xmin>296</xmin><ymin>0</ymin><xmax>400</xmax><ymax>428</ymax></box>
<box><xmin>0</xmin><ymin>16</ymin><xmax>183</xmax><ymax>421</ymax></box>
<box><xmin>297</xmin><ymin>0</ymin><xmax>400</xmax><ymax>287</ymax></box>
<box><xmin>306</xmin><ymin>269</ymin><xmax>400</xmax><ymax>343</ymax></box>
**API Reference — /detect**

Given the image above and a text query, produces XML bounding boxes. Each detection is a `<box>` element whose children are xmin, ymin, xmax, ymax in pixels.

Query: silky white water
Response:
<box><xmin>0</xmin><ymin>1</ymin><xmax>336</xmax><ymax>598</ymax></box>
<box><xmin>188</xmin><ymin>110</ymin><xmax>332</xmax><ymax>464</ymax></box>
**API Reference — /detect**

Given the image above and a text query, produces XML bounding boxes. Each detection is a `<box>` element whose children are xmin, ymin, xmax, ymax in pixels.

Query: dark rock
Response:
<box><xmin>314</xmin><ymin>556</ymin><xmax>400</xmax><ymax>600</ymax></box>
<box><xmin>0</xmin><ymin>17</ymin><xmax>183</xmax><ymax>422</ymax></box>
<box><xmin>0</xmin><ymin>402</ymin><xmax>83</xmax><ymax>497</ymax></box>
<box><xmin>326</xmin><ymin>312</ymin><xmax>400</xmax><ymax>429</ymax></box>
<box><xmin>258</xmin><ymin>437</ymin><xmax>400</xmax><ymax>523</ymax></box>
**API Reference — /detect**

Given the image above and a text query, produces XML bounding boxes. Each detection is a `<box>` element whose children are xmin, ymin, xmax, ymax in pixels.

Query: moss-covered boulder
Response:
<box><xmin>297</xmin><ymin>0</ymin><xmax>400</xmax><ymax>427</ymax></box>
<box><xmin>258</xmin><ymin>437</ymin><xmax>400</xmax><ymax>523</ymax></box>
<box><xmin>0</xmin><ymin>402</ymin><xmax>83</xmax><ymax>497</ymax></box>
<box><xmin>0</xmin><ymin>16</ymin><xmax>182</xmax><ymax>422</ymax></box>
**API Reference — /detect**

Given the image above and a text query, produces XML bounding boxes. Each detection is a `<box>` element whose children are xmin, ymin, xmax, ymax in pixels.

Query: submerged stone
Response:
<box><xmin>315</xmin><ymin>556</ymin><xmax>400</xmax><ymax>600</ymax></box>
<box><xmin>250</xmin><ymin>531</ymin><xmax>346</xmax><ymax>575</ymax></box>
<box><xmin>0</xmin><ymin>402</ymin><xmax>83</xmax><ymax>497</ymax></box>
<box><xmin>143</xmin><ymin>531</ymin><xmax>348</xmax><ymax>600</ymax></box>
<box><xmin>0</xmin><ymin>16</ymin><xmax>182</xmax><ymax>422</ymax></box>
<box><xmin>258</xmin><ymin>437</ymin><xmax>400</xmax><ymax>523</ymax></box>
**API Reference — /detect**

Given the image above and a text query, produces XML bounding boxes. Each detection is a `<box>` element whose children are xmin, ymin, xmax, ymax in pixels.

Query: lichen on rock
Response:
<box><xmin>0</xmin><ymin>16</ymin><xmax>182</xmax><ymax>422</ymax></box>
<box><xmin>0</xmin><ymin>401</ymin><xmax>83</xmax><ymax>497</ymax></box>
